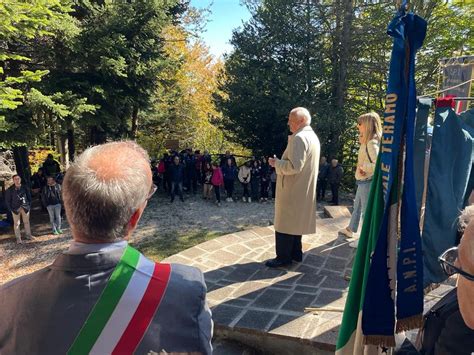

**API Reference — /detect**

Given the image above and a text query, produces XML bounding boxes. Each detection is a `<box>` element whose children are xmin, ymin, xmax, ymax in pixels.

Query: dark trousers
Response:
<box><xmin>242</xmin><ymin>183</ymin><xmax>250</xmax><ymax>198</ymax></box>
<box><xmin>163</xmin><ymin>173</ymin><xmax>171</xmax><ymax>192</ymax></box>
<box><xmin>317</xmin><ymin>180</ymin><xmax>327</xmax><ymax>200</ymax></box>
<box><xmin>261</xmin><ymin>180</ymin><xmax>269</xmax><ymax>198</ymax></box>
<box><xmin>275</xmin><ymin>231</ymin><xmax>302</xmax><ymax>263</ymax></box>
<box><xmin>190</xmin><ymin>174</ymin><xmax>198</xmax><ymax>194</ymax></box>
<box><xmin>330</xmin><ymin>183</ymin><xmax>340</xmax><ymax>205</ymax></box>
<box><xmin>224</xmin><ymin>180</ymin><xmax>234</xmax><ymax>198</ymax></box>
<box><xmin>170</xmin><ymin>182</ymin><xmax>184</xmax><ymax>202</ymax></box>
<box><xmin>251</xmin><ymin>181</ymin><xmax>260</xmax><ymax>200</ymax></box>
<box><xmin>213</xmin><ymin>184</ymin><xmax>221</xmax><ymax>202</ymax></box>
<box><xmin>271</xmin><ymin>182</ymin><xmax>276</xmax><ymax>199</ymax></box>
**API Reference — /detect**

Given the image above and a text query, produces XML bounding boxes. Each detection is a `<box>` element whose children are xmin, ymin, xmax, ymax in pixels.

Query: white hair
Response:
<box><xmin>62</xmin><ymin>141</ymin><xmax>150</xmax><ymax>242</ymax></box>
<box><xmin>459</xmin><ymin>205</ymin><xmax>474</xmax><ymax>232</ymax></box>
<box><xmin>290</xmin><ymin>107</ymin><xmax>312</xmax><ymax>125</ymax></box>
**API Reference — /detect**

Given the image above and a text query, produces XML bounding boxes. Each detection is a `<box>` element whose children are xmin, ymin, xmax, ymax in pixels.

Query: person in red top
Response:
<box><xmin>211</xmin><ymin>162</ymin><xmax>224</xmax><ymax>206</ymax></box>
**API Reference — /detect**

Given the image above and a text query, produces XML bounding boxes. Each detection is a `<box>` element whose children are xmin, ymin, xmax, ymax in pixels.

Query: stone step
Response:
<box><xmin>323</xmin><ymin>205</ymin><xmax>351</xmax><ymax>219</ymax></box>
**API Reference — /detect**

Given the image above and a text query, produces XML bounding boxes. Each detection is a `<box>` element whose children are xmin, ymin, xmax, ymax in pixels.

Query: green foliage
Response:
<box><xmin>0</xmin><ymin>0</ymin><xmax>72</xmax><ymax>121</ymax></box>
<box><xmin>29</xmin><ymin>146</ymin><xmax>61</xmax><ymax>173</ymax></box>
<box><xmin>218</xmin><ymin>0</ymin><xmax>473</xmax><ymax>180</ymax></box>
<box><xmin>64</xmin><ymin>0</ymin><xmax>183</xmax><ymax>141</ymax></box>
<box><xmin>137</xmin><ymin>11</ymin><xmax>248</xmax><ymax>157</ymax></box>
<box><xmin>133</xmin><ymin>228</ymin><xmax>222</xmax><ymax>261</ymax></box>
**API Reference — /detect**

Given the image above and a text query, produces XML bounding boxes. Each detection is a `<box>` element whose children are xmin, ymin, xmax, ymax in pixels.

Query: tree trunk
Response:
<box><xmin>328</xmin><ymin>0</ymin><xmax>354</xmax><ymax>158</ymax></box>
<box><xmin>331</xmin><ymin>0</ymin><xmax>342</xmax><ymax>101</ymax></box>
<box><xmin>337</xmin><ymin>0</ymin><xmax>354</xmax><ymax>108</ymax></box>
<box><xmin>130</xmin><ymin>106</ymin><xmax>139</xmax><ymax>139</ymax></box>
<box><xmin>67</xmin><ymin>128</ymin><xmax>75</xmax><ymax>162</ymax></box>
<box><xmin>90</xmin><ymin>126</ymin><xmax>107</xmax><ymax>145</ymax></box>
<box><xmin>12</xmin><ymin>146</ymin><xmax>31</xmax><ymax>188</ymax></box>
<box><xmin>304</xmin><ymin>0</ymin><xmax>312</xmax><ymax>104</ymax></box>
<box><xmin>57</xmin><ymin>135</ymin><xmax>69</xmax><ymax>170</ymax></box>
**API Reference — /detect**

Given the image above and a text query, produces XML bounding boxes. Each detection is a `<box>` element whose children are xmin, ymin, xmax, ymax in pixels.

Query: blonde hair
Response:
<box><xmin>357</xmin><ymin>112</ymin><xmax>382</xmax><ymax>144</ymax></box>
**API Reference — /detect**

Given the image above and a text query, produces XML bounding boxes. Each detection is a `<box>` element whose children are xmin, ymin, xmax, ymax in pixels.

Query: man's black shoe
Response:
<box><xmin>292</xmin><ymin>255</ymin><xmax>303</xmax><ymax>262</ymax></box>
<box><xmin>265</xmin><ymin>258</ymin><xmax>292</xmax><ymax>268</ymax></box>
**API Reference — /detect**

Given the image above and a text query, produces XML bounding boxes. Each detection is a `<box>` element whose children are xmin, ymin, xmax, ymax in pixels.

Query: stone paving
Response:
<box><xmin>164</xmin><ymin>214</ymin><xmax>355</xmax><ymax>353</ymax></box>
<box><xmin>163</xmin><ymin>208</ymin><xmax>457</xmax><ymax>354</ymax></box>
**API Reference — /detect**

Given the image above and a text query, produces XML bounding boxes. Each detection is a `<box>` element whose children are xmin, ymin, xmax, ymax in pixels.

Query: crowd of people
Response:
<box><xmin>152</xmin><ymin>149</ymin><xmax>278</xmax><ymax>205</ymax></box>
<box><xmin>1</xmin><ymin>107</ymin><xmax>474</xmax><ymax>354</ymax></box>
<box><xmin>3</xmin><ymin>154</ymin><xmax>64</xmax><ymax>243</ymax></box>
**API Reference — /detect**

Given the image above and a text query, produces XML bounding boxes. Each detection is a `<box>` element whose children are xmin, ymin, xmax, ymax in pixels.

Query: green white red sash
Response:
<box><xmin>68</xmin><ymin>246</ymin><xmax>171</xmax><ymax>355</ymax></box>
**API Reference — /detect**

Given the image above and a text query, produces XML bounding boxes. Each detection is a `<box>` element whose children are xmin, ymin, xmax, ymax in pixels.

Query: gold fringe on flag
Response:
<box><xmin>363</xmin><ymin>335</ymin><xmax>396</xmax><ymax>348</ymax></box>
<box><xmin>396</xmin><ymin>314</ymin><xmax>423</xmax><ymax>332</ymax></box>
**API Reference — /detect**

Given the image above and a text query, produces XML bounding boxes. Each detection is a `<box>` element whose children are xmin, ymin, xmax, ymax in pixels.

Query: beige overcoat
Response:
<box><xmin>274</xmin><ymin>125</ymin><xmax>320</xmax><ymax>235</ymax></box>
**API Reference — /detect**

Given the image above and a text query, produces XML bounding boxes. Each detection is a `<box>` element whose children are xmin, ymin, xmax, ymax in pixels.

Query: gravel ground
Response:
<box><xmin>0</xmin><ymin>189</ymin><xmax>277</xmax><ymax>285</ymax></box>
<box><xmin>0</xmin><ymin>187</ymin><xmax>351</xmax><ymax>285</ymax></box>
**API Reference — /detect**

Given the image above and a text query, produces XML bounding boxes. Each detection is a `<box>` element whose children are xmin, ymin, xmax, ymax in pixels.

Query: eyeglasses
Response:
<box><xmin>439</xmin><ymin>247</ymin><xmax>474</xmax><ymax>281</ymax></box>
<box><xmin>146</xmin><ymin>184</ymin><xmax>157</xmax><ymax>201</ymax></box>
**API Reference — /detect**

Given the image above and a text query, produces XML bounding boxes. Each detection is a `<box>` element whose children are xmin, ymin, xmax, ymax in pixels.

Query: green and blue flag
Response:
<box><xmin>336</xmin><ymin>3</ymin><xmax>426</xmax><ymax>353</ymax></box>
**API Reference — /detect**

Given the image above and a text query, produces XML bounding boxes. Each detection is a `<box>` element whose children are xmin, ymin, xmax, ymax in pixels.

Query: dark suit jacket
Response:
<box><xmin>0</xmin><ymin>245</ymin><xmax>213</xmax><ymax>354</ymax></box>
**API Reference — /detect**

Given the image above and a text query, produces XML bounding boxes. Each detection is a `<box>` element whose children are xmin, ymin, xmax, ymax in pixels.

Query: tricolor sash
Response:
<box><xmin>68</xmin><ymin>246</ymin><xmax>171</xmax><ymax>355</ymax></box>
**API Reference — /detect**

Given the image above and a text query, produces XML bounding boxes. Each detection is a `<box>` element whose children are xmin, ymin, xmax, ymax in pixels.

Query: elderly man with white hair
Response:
<box><xmin>267</xmin><ymin>107</ymin><xmax>320</xmax><ymax>267</ymax></box>
<box><xmin>0</xmin><ymin>141</ymin><xmax>213</xmax><ymax>354</ymax></box>
<box><xmin>397</xmin><ymin>206</ymin><xmax>474</xmax><ymax>353</ymax></box>
<box><xmin>440</xmin><ymin>205</ymin><xmax>474</xmax><ymax>330</ymax></box>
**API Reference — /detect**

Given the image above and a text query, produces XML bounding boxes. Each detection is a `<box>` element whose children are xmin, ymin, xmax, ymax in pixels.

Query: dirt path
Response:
<box><xmin>0</xmin><ymin>189</ymin><xmax>351</xmax><ymax>285</ymax></box>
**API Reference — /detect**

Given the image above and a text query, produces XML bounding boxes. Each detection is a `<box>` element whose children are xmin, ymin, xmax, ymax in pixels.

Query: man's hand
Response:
<box><xmin>358</xmin><ymin>167</ymin><xmax>367</xmax><ymax>176</ymax></box>
<box><xmin>269</xmin><ymin>157</ymin><xmax>276</xmax><ymax>167</ymax></box>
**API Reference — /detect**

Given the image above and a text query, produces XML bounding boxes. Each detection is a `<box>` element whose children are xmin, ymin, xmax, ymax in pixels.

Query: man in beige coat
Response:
<box><xmin>267</xmin><ymin>107</ymin><xmax>320</xmax><ymax>267</ymax></box>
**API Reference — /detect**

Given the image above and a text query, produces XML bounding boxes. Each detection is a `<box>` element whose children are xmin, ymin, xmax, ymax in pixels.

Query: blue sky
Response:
<box><xmin>190</xmin><ymin>0</ymin><xmax>252</xmax><ymax>58</ymax></box>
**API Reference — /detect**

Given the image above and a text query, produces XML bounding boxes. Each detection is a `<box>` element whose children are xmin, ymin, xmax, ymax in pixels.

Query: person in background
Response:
<box><xmin>187</xmin><ymin>149</ymin><xmax>198</xmax><ymax>194</ymax></box>
<box><xmin>340</xmin><ymin>112</ymin><xmax>382</xmax><ymax>248</ymax></box>
<box><xmin>163</xmin><ymin>153</ymin><xmax>172</xmax><ymax>192</ymax></box>
<box><xmin>317</xmin><ymin>156</ymin><xmax>329</xmax><ymax>202</ymax></box>
<box><xmin>250</xmin><ymin>160</ymin><xmax>261</xmax><ymax>202</ymax></box>
<box><xmin>260</xmin><ymin>157</ymin><xmax>270</xmax><ymax>202</ymax></box>
<box><xmin>169</xmin><ymin>155</ymin><xmax>185</xmax><ymax>203</ymax></box>
<box><xmin>194</xmin><ymin>150</ymin><xmax>203</xmax><ymax>185</ymax></box>
<box><xmin>239</xmin><ymin>161</ymin><xmax>252</xmax><ymax>203</ymax></box>
<box><xmin>31</xmin><ymin>167</ymin><xmax>47</xmax><ymax>194</ymax></box>
<box><xmin>42</xmin><ymin>153</ymin><xmax>61</xmax><ymax>177</ymax></box>
<box><xmin>0</xmin><ymin>141</ymin><xmax>213</xmax><ymax>354</ymax></box>
<box><xmin>201</xmin><ymin>150</ymin><xmax>212</xmax><ymax>183</ymax></box>
<box><xmin>202</xmin><ymin>162</ymin><xmax>213</xmax><ymax>201</ymax></box>
<box><xmin>4</xmin><ymin>175</ymin><xmax>32</xmax><ymax>244</ymax></box>
<box><xmin>222</xmin><ymin>158</ymin><xmax>238</xmax><ymax>202</ymax></box>
<box><xmin>328</xmin><ymin>158</ymin><xmax>343</xmax><ymax>205</ymax></box>
<box><xmin>211</xmin><ymin>162</ymin><xmax>224</xmax><ymax>206</ymax></box>
<box><xmin>270</xmin><ymin>167</ymin><xmax>277</xmax><ymax>200</ymax></box>
<box><xmin>41</xmin><ymin>176</ymin><xmax>63</xmax><ymax>235</ymax></box>
<box><xmin>156</xmin><ymin>156</ymin><xmax>166</xmax><ymax>189</ymax></box>
<box><xmin>220</xmin><ymin>150</ymin><xmax>237</xmax><ymax>169</ymax></box>
<box><xmin>55</xmin><ymin>171</ymin><xmax>65</xmax><ymax>185</ymax></box>
<box><xmin>220</xmin><ymin>150</ymin><xmax>236</xmax><ymax>167</ymax></box>
<box><xmin>182</xmin><ymin>150</ymin><xmax>191</xmax><ymax>192</ymax></box>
